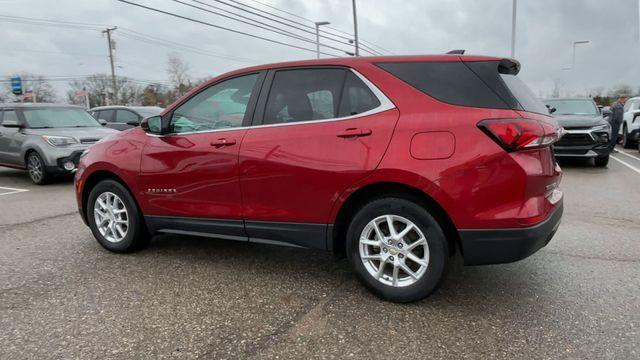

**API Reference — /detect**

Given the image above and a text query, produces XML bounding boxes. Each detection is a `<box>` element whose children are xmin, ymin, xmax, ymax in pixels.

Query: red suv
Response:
<box><xmin>75</xmin><ymin>55</ymin><xmax>563</xmax><ymax>302</ymax></box>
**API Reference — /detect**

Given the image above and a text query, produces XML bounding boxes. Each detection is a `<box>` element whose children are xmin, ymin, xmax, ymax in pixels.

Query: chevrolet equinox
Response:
<box><xmin>75</xmin><ymin>55</ymin><xmax>564</xmax><ymax>302</ymax></box>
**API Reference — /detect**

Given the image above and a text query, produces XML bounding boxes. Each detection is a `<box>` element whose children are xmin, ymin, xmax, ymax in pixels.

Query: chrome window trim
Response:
<box><xmin>145</xmin><ymin>68</ymin><xmax>396</xmax><ymax>138</ymax></box>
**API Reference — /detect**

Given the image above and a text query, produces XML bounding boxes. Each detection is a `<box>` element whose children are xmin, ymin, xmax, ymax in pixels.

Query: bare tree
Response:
<box><xmin>21</xmin><ymin>74</ymin><xmax>57</xmax><ymax>103</ymax></box>
<box><xmin>67</xmin><ymin>75</ymin><xmax>143</xmax><ymax>108</ymax></box>
<box><xmin>167</xmin><ymin>52</ymin><xmax>192</xmax><ymax>99</ymax></box>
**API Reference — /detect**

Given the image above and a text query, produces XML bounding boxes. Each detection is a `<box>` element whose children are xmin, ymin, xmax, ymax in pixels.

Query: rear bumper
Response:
<box><xmin>458</xmin><ymin>202</ymin><xmax>563</xmax><ymax>265</ymax></box>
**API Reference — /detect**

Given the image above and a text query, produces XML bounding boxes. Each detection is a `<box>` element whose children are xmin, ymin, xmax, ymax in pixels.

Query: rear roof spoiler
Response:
<box><xmin>446</xmin><ymin>49</ymin><xmax>465</xmax><ymax>54</ymax></box>
<box><xmin>498</xmin><ymin>58</ymin><xmax>521</xmax><ymax>75</ymax></box>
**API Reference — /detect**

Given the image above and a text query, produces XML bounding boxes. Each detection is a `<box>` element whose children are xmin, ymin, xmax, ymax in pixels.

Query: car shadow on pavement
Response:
<box><xmin>0</xmin><ymin>168</ymin><xmax>73</xmax><ymax>186</ymax></box>
<box><xmin>142</xmin><ymin>233</ymin><xmax>556</xmax><ymax>311</ymax></box>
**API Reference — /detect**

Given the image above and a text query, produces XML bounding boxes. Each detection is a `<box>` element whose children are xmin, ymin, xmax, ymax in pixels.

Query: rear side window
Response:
<box><xmin>377</xmin><ymin>60</ymin><xmax>548</xmax><ymax>115</ymax></box>
<box><xmin>338</xmin><ymin>72</ymin><xmax>381</xmax><ymax>117</ymax></box>
<box><xmin>2</xmin><ymin>110</ymin><xmax>19</xmax><ymax>123</ymax></box>
<box><xmin>263</xmin><ymin>68</ymin><xmax>346</xmax><ymax>125</ymax></box>
<box><xmin>499</xmin><ymin>74</ymin><xmax>548</xmax><ymax>114</ymax></box>
<box><xmin>377</xmin><ymin>62</ymin><xmax>510</xmax><ymax>109</ymax></box>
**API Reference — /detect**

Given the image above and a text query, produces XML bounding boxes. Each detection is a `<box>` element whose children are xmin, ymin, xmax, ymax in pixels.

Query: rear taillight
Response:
<box><xmin>477</xmin><ymin>118</ymin><xmax>560</xmax><ymax>152</ymax></box>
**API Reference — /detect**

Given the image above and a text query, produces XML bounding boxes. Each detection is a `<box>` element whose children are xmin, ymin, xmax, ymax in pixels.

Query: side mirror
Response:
<box><xmin>98</xmin><ymin>119</ymin><xmax>108</xmax><ymax>126</ymax></box>
<box><xmin>602</xmin><ymin>109</ymin><xmax>612</xmax><ymax>118</ymax></box>
<box><xmin>2</xmin><ymin>119</ymin><xmax>22</xmax><ymax>128</ymax></box>
<box><xmin>126</xmin><ymin>120</ymin><xmax>140</xmax><ymax>127</ymax></box>
<box><xmin>549</xmin><ymin>107</ymin><xmax>557</xmax><ymax>114</ymax></box>
<box><xmin>140</xmin><ymin>115</ymin><xmax>163</xmax><ymax>134</ymax></box>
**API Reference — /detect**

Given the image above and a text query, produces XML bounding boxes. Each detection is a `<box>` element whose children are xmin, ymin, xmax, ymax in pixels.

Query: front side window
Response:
<box><xmin>116</xmin><ymin>110</ymin><xmax>139</xmax><ymax>123</ymax></box>
<box><xmin>22</xmin><ymin>108</ymin><xmax>101</xmax><ymax>128</ymax></box>
<box><xmin>171</xmin><ymin>73</ymin><xmax>259</xmax><ymax>134</ymax></box>
<box><xmin>263</xmin><ymin>68</ymin><xmax>346</xmax><ymax>125</ymax></box>
<box><xmin>97</xmin><ymin>110</ymin><xmax>115</xmax><ymax>123</ymax></box>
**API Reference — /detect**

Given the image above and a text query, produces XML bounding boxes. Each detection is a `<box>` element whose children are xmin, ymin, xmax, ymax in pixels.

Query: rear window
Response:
<box><xmin>377</xmin><ymin>60</ymin><xmax>548</xmax><ymax>115</ymax></box>
<box><xmin>499</xmin><ymin>74</ymin><xmax>548</xmax><ymax>114</ymax></box>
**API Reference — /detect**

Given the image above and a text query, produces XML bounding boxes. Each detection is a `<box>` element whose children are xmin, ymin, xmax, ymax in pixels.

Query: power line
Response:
<box><xmin>243</xmin><ymin>0</ymin><xmax>393</xmax><ymax>54</ymax></box>
<box><xmin>0</xmin><ymin>14</ymin><xmax>263</xmax><ymax>64</ymax></box>
<box><xmin>171</xmin><ymin>0</ymin><xmax>350</xmax><ymax>53</ymax></box>
<box><xmin>115</xmin><ymin>0</ymin><xmax>343</xmax><ymax>57</ymax></box>
<box><xmin>205</xmin><ymin>0</ymin><xmax>357</xmax><ymax>47</ymax></box>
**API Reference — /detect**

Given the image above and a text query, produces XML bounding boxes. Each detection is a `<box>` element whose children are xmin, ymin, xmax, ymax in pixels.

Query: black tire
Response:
<box><xmin>345</xmin><ymin>197</ymin><xmax>448</xmax><ymax>303</ymax></box>
<box><xmin>26</xmin><ymin>151</ymin><xmax>49</xmax><ymax>185</ymax></box>
<box><xmin>595</xmin><ymin>155</ymin><xmax>609</xmax><ymax>167</ymax></box>
<box><xmin>622</xmin><ymin>124</ymin><xmax>634</xmax><ymax>149</ymax></box>
<box><xmin>86</xmin><ymin>179</ymin><xmax>149</xmax><ymax>253</ymax></box>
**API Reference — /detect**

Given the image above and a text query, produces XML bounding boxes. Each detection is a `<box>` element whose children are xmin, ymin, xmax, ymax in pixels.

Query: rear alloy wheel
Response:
<box><xmin>346</xmin><ymin>197</ymin><xmax>448</xmax><ymax>302</ymax></box>
<box><xmin>595</xmin><ymin>154</ymin><xmax>609</xmax><ymax>167</ymax></box>
<box><xmin>26</xmin><ymin>152</ymin><xmax>49</xmax><ymax>185</ymax></box>
<box><xmin>622</xmin><ymin>124</ymin><xmax>634</xmax><ymax>149</ymax></box>
<box><xmin>87</xmin><ymin>179</ymin><xmax>149</xmax><ymax>253</ymax></box>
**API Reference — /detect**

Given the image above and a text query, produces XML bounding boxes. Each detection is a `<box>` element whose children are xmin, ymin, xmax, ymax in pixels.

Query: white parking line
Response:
<box><xmin>610</xmin><ymin>156</ymin><xmax>640</xmax><ymax>175</ymax></box>
<box><xmin>618</xmin><ymin>149</ymin><xmax>640</xmax><ymax>162</ymax></box>
<box><xmin>0</xmin><ymin>186</ymin><xmax>29</xmax><ymax>196</ymax></box>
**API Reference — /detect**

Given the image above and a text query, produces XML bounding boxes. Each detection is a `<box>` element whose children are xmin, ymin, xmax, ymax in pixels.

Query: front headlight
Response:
<box><xmin>591</xmin><ymin>124</ymin><xmax>611</xmax><ymax>132</ymax></box>
<box><xmin>42</xmin><ymin>135</ymin><xmax>79</xmax><ymax>147</ymax></box>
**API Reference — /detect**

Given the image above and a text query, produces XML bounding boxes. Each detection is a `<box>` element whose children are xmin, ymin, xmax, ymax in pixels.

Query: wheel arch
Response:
<box><xmin>81</xmin><ymin>169</ymin><xmax>141</xmax><ymax>224</ymax></box>
<box><xmin>330</xmin><ymin>181</ymin><xmax>461</xmax><ymax>258</ymax></box>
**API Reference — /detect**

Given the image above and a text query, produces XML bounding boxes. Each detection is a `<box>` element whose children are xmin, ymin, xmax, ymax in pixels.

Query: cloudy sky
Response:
<box><xmin>1</xmin><ymin>0</ymin><xmax>639</xmax><ymax>100</ymax></box>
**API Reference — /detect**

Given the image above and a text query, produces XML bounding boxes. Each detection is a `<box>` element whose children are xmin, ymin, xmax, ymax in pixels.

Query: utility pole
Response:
<box><xmin>510</xmin><ymin>0</ymin><xmax>517</xmax><ymax>58</ymax></box>
<box><xmin>352</xmin><ymin>0</ymin><xmax>359</xmax><ymax>56</ymax></box>
<box><xmin>314</xmin><ymin>21</ymin><xmax>330</xmax><ymax>59</ymax></box>
<box><xmin>102</xmin><ymin>27</ymin><xmax>118</xmax><ymax>104</ymax></box>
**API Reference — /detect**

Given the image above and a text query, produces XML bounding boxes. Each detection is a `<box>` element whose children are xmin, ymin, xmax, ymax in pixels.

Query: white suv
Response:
<box><xmin>621</xmin><ymin>96</ymin><xmax>640</xmax><ymax>148</ymax></box>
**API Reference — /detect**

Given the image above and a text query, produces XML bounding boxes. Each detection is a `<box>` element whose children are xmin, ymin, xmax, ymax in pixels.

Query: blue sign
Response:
<box><xmin>10</xmin><ymin>76</ymin><xmax>22</xmax><ymax>95</ymax></box>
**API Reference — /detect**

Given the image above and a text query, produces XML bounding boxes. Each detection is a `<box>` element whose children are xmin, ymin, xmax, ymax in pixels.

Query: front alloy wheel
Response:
<box><xmin>94</xmin><ymin>192</ymin><xmax>129</xmax><ymax>243</ymax></box>
<box><xmin>27</xmin><ymin>152</ymin><xmax>48</xmax><ymax>185</ymax></box>
<box><xmin>87</xmin><ymin>179</ymin><xmax>149</xmax><ymax>253</ymax></box>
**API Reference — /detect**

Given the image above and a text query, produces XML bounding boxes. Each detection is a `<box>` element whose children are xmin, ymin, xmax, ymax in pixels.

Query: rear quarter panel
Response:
<box><xmin>331</xmin><ymin>62</ymin><xmax>560</xmax><ymax>229</ymax></box>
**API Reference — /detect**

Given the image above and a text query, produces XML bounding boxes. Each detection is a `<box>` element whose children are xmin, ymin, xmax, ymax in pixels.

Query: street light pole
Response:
<box><xmin>510</xmin><ymin>0</ymin><xmax>517</xmax><ymax>58</ymax></box>
<box><xmin>352</xmin><ymin>0</ymin><xmax>359</xmax><ymax>56</ymax></box>
<box><xmin>314</xmin><ymin>21</ymin><xmax>330</xmax><ymax>59</ymax></box>
<box><xmin>563</xmin><ymin>40</ymin><xmax>590</xmax><ymax>70</ymax></box>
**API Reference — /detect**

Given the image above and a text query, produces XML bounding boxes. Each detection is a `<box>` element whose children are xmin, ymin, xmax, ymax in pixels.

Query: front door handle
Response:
<box><xmin>336</xmin><ymin>128</ymin><xmax>372</xmax><ymax>138</ymax></box>
<box><xmin>211</xmin><ymin>138</ymin><xmax>237</xmax><ymax>147</ymax></box>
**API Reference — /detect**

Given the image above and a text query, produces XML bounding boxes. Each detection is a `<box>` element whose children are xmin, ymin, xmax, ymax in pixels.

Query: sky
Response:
<box><xmin>1</xmin><ymin>0</ymin><xmax>639</xmax><ymax>100</ymax></box>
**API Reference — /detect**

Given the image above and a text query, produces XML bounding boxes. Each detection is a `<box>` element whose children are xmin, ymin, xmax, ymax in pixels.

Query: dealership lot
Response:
<box><xmin>1</xmin><ymin>150</ymin><xmax>639</xmax><ymax>359</ymax></box>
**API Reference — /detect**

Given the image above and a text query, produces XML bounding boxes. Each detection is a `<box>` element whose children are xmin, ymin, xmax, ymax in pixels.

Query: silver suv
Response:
<box><xmin>0</xmin><ymin>104</ymin><xmax>118</xmax><ymax>184</ymax></box>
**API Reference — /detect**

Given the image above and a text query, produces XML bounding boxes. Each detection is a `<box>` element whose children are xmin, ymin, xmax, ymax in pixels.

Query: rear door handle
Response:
<box><xmin>336</xmin><ymin>128</ymin><xmax>372</xmax><ymax>138</ymax></box>
<box><xmin>211</xmin><ymin>138</ymin><xmax>237</xmax><ymax>147</ymax></box>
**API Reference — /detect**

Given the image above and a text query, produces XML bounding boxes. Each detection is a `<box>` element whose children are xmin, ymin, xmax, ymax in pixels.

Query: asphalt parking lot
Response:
<box><xmin>1</xmin><ymin>148</ymin><xmax>639</xmax><ymax>359</ymax></box>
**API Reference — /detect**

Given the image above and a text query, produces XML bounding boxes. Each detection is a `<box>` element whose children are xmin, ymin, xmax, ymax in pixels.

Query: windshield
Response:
<box><xmin>22</xmin><ymin>107</ymin><xmax>101</xmax><ymax>128</ymax></box>
<box><xmin>543</xmin><ymin>99</ymin><xmax>598</xmax><ymax>116</ymax></box>
<box><xmin>134</xmin><ymin>107</ymin><xmax>163</xmax><ymax>118</ymax></box>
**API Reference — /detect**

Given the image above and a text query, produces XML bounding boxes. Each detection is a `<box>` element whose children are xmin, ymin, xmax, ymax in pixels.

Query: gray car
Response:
<box><xmin>89</xmin><ymin>105</ymin><xmax>164</xmax><ymax>131</ymax></box>
<box><xmin>0</xmin><ymin>103</ymin><xmax>118</xmax><ymax>184</ymax></box>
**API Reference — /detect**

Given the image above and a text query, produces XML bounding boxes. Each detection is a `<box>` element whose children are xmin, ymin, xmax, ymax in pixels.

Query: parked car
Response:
<box><xmin>75</xmin><ymin>55</ymin><xmax>563</xmax><ymax>302</ymax></box>
<box><xmin>620</xmin><ymin>96</ymin><xmax>640</xmax><ymax>148</ymax></box>
<box><xmin>89</xmin><ymin>106</ymin><xmax>164</xmax><ymax>131</ymax></box>
<box><xmin>0</xmin><ymin>104</ymin><xmax>118</xmax><ymax>184</ymax></box>
<box><xmin>543</xmin><ymin>98</ymin><xmax>611</xmax><ymax>167</ymax></box>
